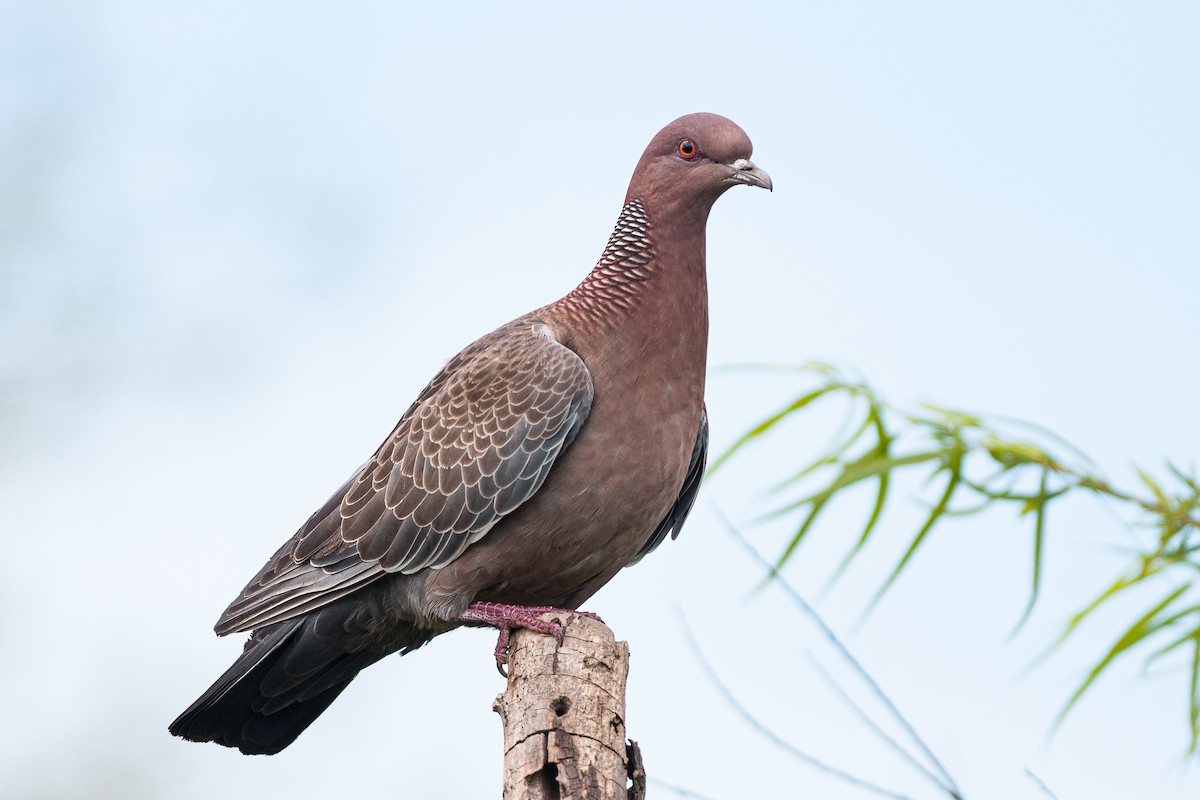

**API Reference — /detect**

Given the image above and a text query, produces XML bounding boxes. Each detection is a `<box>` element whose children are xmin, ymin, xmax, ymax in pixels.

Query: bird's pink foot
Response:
<box><xmin>458</xmin><ymin>601</ymin><xmax>603</xmax><ymax>675</ymax></box>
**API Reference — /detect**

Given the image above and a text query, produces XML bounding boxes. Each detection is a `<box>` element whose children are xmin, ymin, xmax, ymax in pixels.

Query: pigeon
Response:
<box><xmin>169</xmin><ymin>112</ymin><xmax>771</xmax><ymax>755</ymax></box>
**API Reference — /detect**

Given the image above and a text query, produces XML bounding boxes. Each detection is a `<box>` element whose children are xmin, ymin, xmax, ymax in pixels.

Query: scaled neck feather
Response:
<box><xmin>555</xmin><ymin>199</ymin><xmax>656</xmax><ymax>327</ymax></box>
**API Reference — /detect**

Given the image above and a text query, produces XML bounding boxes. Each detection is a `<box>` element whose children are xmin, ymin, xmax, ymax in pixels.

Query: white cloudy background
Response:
<box><xmin>2</xmin><ymin>2</ymin><xmax>1197</xmax><ymax>798</ymax></box>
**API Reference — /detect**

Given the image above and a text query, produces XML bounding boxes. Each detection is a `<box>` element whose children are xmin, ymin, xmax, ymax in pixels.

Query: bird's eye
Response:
<box><xmin>677</xmin><ymin>139</ymin><xmax>699</xmax><ymax>160</ymax></box>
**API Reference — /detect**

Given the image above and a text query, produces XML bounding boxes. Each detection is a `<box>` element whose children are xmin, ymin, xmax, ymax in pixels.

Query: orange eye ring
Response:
<box><xmin>677</xmin><ymin>139</ymin><xmax>699</xmax><ymax>159</ymax></box>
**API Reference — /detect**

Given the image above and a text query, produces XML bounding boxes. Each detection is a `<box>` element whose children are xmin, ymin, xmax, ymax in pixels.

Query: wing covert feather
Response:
<box><xmin>216</xmin><ymin>323</ymin><xmax>593</xmax><ymax>635</ymax></box>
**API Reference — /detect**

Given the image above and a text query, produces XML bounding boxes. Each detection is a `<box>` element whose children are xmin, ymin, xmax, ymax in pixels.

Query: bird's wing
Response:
<box><xmin>215</xmin><ymin>321</ymin><xmax>594</xmax><ymax>636</ymax></box>
<box><xmin>629</xmin><ymin>406</ymin><xmax>708</xmax><ymax>565</ymax></box>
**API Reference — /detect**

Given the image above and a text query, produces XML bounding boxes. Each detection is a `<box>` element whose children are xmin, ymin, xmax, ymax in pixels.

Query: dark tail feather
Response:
<box><xmin>169</xmin><ymin>604</ymin><xmax>427</xmax><ymax>755</ymax></box>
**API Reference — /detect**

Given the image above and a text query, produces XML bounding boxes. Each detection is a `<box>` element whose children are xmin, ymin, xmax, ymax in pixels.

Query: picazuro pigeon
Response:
<box><xmin>169</xmin><ymin>112</ymin><xmax>771</xmax><ymax>755</ymax></box>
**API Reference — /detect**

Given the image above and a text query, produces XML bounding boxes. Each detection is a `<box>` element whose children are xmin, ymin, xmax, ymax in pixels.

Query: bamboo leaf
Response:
<box><xmin>1142</xmin><ymin>615</ymin><xmax>1200</xmax><ymax>667</ymax></box>
<box><xmin>1057</xmin><ymin>584</ymin><xmax>1191</xmax><ymax>726</ymax></box>
<box><xmin>1190</xmin><ymin>635</ymin><xmax>1200</xmax><ymax>753</ymax></box>
<box><xmin>767</xmin><ymin>409</ymin><xmax>878</xmax><ymax>494</ymax></box>
<box><xmin>708</xmin><ymin>386</ymin><xmax>839</xmax><ymax>475</ymax></box>
<box><xmin>916</xmin><ymin>403</ymin><xmax>985</xmax><ymax>428</ymax></box>
<box><xmin>1138</xmin><ymin>467</ymin><xmax>1170</xmax><ymax>509</ymax></box>
<box><xmin>988</xmin><ymin>411</ymin><xmax>1098</xmax><ymax>469</ymax></box>
<box><xmin>940</xmin><ymin>498</ymin><xmax>994</xmax><ymax>517</ymax></box>
<box><xmin>1060</xmin><ymin>571</ymin><xmax>1146</xmax><ymax>644</ymax></box>
<box><xmin>759</xmin><ymin>449</ymin><xmax>945</xmax><ymax>522</ymax></box>
<box><xmin>767</xmin><ymin>438</ymin><xmax>868</xmax><ymax>498</ymax></box>
<box><xmin>1011</xmin><ymin>468</ymin><xmax>1051</xmax><ymax>634</ymax></box>
<box><xmin>1166</xmin><ymin>461</ymin><xmax>1199</xmax><ymax>494</ymax></box>
<box><xmin>828</xmin><ymin>461</ymin><xmax>892</xmax><ymax>585</ymax></box>
<box><xmin>869</xmin><ymin>447</ymin><xmax>964</xmax><ymax>608</ymax></box>
<box><xmin>985</xmin><ymin>438</ymin><xmax>1055</xmax><ymax>469</ymax></box>
<box><xmin>761</xmin><ymin>492</ymin><xmax>835</xmax><ymax>586</ymax></box>
<box><xmin>821</xmin><ymin>406</ymin><xmax>896</xmax><ymax>590</ymax></box>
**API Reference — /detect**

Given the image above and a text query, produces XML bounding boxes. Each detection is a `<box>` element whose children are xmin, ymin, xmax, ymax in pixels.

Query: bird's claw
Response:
<box><xmin>494</xmin><ymin>625</ymin><xmax>512</xmax><ymax>671</ymax></box>
<box><xmin>460</xmin><ymin>602</ymin><xmax>596</xmax><ymax>677</ymax></box>
<box><xmin>492</xmin><ymin>618</ymin><xmax>567</xmax><ymax>676</ymax></box>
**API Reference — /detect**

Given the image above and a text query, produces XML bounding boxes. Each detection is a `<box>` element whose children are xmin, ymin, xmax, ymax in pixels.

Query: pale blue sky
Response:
<box><xmin>2</xmin><ymin>2</ymin><xmax>1198</xmax><ymax>798</ymax></box>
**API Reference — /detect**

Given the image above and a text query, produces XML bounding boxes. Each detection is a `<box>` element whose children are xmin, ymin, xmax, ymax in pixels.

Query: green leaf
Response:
<box><xmin>1138</xmin><ymin>467</ymin><xmax>1170</xmax><ymax>509</ymax></box>
<box><xmin>708</xmin><ymin>385</ymin><xmax>838</xmax><ymax>475</ymax></box>
<box><xmin>1166</xmin><ymin>461</ymin><xmax>1199</xmax><ymax>494</ymax></box>
<box><xmin>762</xmin><ymin>449</ymin><xmax>945</xmax><ymax>521</ymax></box>
<box><xmin>767</xmin><ymin>408</ymin><xmax>880</xmax><ymax>495</ymax></box>
<box><xmin>916</xmin><ymin>402</ymin><xmax>984</xmax><ymax>429</ymax></box>
<box><xmin>985</xmin><ymin>437</ymin><xmax>1055</xmax><ymax>469</ymax></box>
<box><xmin>869</xmin><ymin>446</ymin><xmax>965</xmax><ymax>608</ymax></box>
<box><xmin>1011</xmin><ymin>468</ymin><xmax>1051</xmax><ymax>634</ymax></box>
<box><xmin>1058</xmin><ymin>567</ymin><xmax>1158</xmax><ymax>647</ymax></box>
<box><xmin>828</xmin><ymin>408</ymin><xmax>893</xmax><ymax>584</ymax></box>
<box><xmin>1190</xmin><ymin>635</ymin><xmax>1200</xmax><ymax>753</ymax></box>
<box><xmin>1142</xmin><ymin>614</ymin><xmax>1200</xmax><ymax>667</ymax></box>
<box><xmin>1057</xmin><ymin>583</ymin><xmax>1191</xmax><ymax>727</ymax></box>
<box><xmin>757</xmin><ymin>491</ymin><xmax>835</xmax><ymax>589</ymax></box>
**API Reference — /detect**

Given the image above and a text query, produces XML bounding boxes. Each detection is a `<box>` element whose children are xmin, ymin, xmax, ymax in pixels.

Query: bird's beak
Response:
<box><xmin>727</xmin><ymin>158</ymin><xmax>773</xmax><ymax>191</ymax></box>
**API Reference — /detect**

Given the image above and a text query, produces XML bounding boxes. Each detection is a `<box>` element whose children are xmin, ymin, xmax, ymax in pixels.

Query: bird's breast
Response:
<box><xmin>423</xmin><ymin>286</ymin><xmax>707</xmax><ymax>611</ymax></box>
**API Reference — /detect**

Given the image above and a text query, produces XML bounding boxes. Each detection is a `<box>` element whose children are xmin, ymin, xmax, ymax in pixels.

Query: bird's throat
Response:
<box><xmin>556</xmin><ymin>199</ymin><xmax>708</xmax><ymax>337</ymax></box>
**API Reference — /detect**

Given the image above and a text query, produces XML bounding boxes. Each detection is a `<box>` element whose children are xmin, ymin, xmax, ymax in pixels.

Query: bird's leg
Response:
<box><xmin>508</xmin><ymin>605</ymin><xmax>604</xmax><ymax>623</ymax></box>
<box><xmin>458</xmin><ymin>601</ymin><xmax>604</xmax><ymax>675</ymax></box>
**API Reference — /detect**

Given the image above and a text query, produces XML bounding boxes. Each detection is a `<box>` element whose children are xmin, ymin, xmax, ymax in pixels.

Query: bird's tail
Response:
<box><xmin>169</xmin><ymin>602</ymin><xmax>432</xmax><ymax>755</ymax></box>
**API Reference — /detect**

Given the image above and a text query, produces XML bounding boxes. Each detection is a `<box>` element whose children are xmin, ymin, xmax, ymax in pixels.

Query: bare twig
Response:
<box><xmin>719</xmin><ymin>512</ymin><xmax>964</xmax><ymax>799</ymax></box>
<box><xmin>645</xmin><ymin>776</ymin><xmax>724</xmax><ymax>800</ymax></box>
<box><xmin>1024</xmin><ymin>768</ymin><xmax>1061</xmax><ymax>800</ymax></box>
<box><xmin>807</xmin><ymin>654</ymin><xmax>956</xmax><ymax>797</ymax></box>
<box><xmin>679</xmin><ymin>613</ymin><xmax>917</xmax><ymax>800</ymax></box>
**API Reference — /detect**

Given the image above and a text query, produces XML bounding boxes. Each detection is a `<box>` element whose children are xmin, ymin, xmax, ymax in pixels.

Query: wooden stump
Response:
<box><xmin>492</xmin><ymin>614</ymin><xmax>641</xmax><ymax>800</ymax></box>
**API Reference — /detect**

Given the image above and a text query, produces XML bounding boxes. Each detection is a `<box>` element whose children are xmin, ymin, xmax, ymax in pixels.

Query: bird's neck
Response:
<box><xmin>552</xmin><ymin>198</ymin><xmax>710</xmax><ymax>335</ymax></box>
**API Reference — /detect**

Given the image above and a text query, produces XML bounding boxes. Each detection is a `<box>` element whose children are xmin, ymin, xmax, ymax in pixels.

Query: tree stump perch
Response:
<box><xmin>493</xmin><ymin>613</ymin><xmax>643</xmax><ymax>800</ymax></box>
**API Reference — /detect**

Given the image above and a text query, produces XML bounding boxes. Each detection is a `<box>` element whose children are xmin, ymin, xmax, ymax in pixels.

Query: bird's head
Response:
<box><xmin>625</xmin><ymin>112</ymin><xmax>772</xmax><ymax>213</ymax></box>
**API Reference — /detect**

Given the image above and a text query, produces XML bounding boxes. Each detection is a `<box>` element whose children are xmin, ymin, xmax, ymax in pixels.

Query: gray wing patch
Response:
<box><xmin>216</xmin><ymin>321</ymin><xmax>593</xmax><ymax>635</ymax></box>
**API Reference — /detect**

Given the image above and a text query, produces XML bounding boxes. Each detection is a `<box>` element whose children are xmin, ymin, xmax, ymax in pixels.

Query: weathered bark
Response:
<box><xmin>493</xmin><ymin>613</ymin><xmax>643</xmax><ymax>800</ymax></box>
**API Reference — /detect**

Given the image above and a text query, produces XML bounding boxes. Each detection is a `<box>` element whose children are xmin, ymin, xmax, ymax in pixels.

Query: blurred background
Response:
<box><xmin>2</xmin><ymin>2</ymin><xmax>1197</xmax><ymax>798</ymax></box>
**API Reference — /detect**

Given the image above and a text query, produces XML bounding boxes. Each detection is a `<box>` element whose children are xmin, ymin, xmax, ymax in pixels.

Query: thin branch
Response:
<box><xmin>718</xmin><ymin>511</ymin><xmax>964</xmax><ymax>799</ymax></box>
<box><xmin>645</xmin><ymin>776</ymin><xmax>725</xmax><ymax>800</ymax></box>
<box><xmin>679</xmin><ymin>613</ymin><xmax>917</xmax><ymax>800</ymax></box>
<box><xmin>1023</xmin><ymin>768</ymin><xmax>1061</xmax><ymax>800</ymax></box>
<box><xmin>807</xmin><ymin>654</ymin><xmax>956</xmax><ymax>797</ymax></box>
